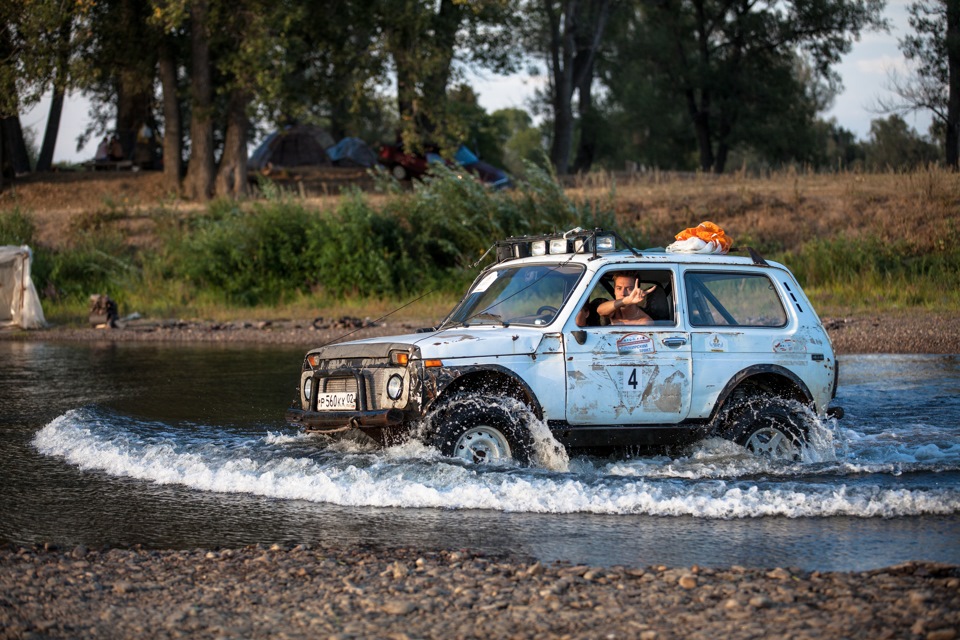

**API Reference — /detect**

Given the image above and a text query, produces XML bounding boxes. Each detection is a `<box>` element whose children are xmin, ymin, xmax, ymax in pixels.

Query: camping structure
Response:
<box><xmin>248</xmin><ymin>125</ymin><xmax>335</xmax><ymax>172</ymax></box>
<box><xmin>0</xmin><ymin>245</ymin><xmax>46</xmax><ymax>329</ymax></box>
<box><xmin>326</xmin><ymin>137</ymin><xmax>378</xmax><ymax>168</ymax></box>
<box><xmin>454</xmin><ymin>146</ymin><xmax>512</xmax><ymax>189</ymax></box>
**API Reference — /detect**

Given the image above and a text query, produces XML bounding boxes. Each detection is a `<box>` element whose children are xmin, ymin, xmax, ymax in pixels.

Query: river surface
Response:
<box><xmin>1</xmin><ymin>341</ymin><xmax>958</xmax><ymax>571</ymax></box>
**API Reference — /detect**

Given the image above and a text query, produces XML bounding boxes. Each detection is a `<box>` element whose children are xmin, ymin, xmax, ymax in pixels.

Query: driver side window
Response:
<box><xmin>575</xmin><ymin>269</ymin><xmax>676</xmax><ymax>327</ymax></box>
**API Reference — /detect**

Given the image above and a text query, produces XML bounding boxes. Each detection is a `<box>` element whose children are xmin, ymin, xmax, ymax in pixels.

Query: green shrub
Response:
<box><xmin>168</xmin><ymin>198</ymin><xmax>319</xmax><ymax>305</ymax></box>
<box><xmin>46</xmin><ymin>231</ymin><xmax>138</xmax><ymax>302</ymax></box>
<box><xmin>0</xmin><ymin>208</ymin><xmax>36</xmax><ymax>246</ymax></box>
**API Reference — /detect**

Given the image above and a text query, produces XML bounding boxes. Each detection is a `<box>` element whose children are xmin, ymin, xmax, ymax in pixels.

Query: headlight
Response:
<box><xmin>386</xmin><ymin>374</ymin><xmax>403</xmax><ymax>400</ymax></box>
<box><xmin>303</xmin><ymin>377</ymin><xmax>313</xmax><ymax>401</ymax></box>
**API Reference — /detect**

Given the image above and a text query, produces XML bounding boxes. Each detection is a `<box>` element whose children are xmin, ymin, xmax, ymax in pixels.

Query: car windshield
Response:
<box><xmin>446</xmin><ymin>264</ymin><xmax>585</xmax><ymax>326</ymax></box>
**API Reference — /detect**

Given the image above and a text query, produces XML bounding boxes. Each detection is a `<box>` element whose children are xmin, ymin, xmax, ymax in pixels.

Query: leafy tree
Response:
<box><xmin>810</xmin><ymin>118</ymin><xmax>865</xmax><ymax>170</ymax></box>
<box><xmin>379</xmin><ymin>0</ymin><xmax>520</xmax><ymax>152</ymax></box>
<box><xmin>276</xmin><ymin>0</ymin><xmax>388</xmax><ymax>140</ymax></box>
<box><xmin>78</xmin><ymin>0</ymin><xmax>161</xmax><ymax>163</ymax></box>
<box><xmin>1</xmin><ymin>1</ymin><xmax>95</xmax><ymax>180</ymax></box>
<box><xmin>624</xmin><ymin>0</ymin><xmax>884</xmax><ymax>174</ymax></box>
<box><xmin>863</xmin><ymin>114</ymin><xmax>940</xmax><ymax>169</ymax></box>
<box><xmin>881</xmin><ymin>0</ymin><xmax>960</xmax><ymax>167</ymax></box>
<box><xmin>525</xmin><ymin>0</ymin><xmax>615</xmax><ymax>175</ymax></box>
<box><xmin>491</xmin><ymin>108</ymin><xmax>548</xmax><ymax>174</ymax></box>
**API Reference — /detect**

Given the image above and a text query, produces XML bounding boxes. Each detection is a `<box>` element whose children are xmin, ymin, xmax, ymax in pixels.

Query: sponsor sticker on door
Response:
<box><xmin>616</xmin><ymin>333</ymin><xmax>655</xmax><ymax>355</ymax></box>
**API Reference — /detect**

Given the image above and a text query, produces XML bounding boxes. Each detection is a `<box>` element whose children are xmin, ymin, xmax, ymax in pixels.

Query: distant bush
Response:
<box><xmin>0</xmin><ymin>208</ymin><xmax>36</xmax><ymax>246</ymax></box>
<box><xmin>160</xmin><ymin>163</ymin><xmax>619</xmax><ymax>305</ymax></box>
<box><xmin>776</xmin><ymin>235</ymin><xmax>960</xmax><ymax>311</ymax></box>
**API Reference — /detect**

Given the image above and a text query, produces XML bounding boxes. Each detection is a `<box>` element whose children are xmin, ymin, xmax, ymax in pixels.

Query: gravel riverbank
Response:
<box><xmin>2</xmin><ymin>544</ymin><xmax>958</xmax><ymax>640</ymax></box>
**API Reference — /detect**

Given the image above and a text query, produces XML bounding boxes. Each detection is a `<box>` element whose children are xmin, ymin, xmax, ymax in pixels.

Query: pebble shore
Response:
<box><xmin>2</xmin><ymin>310</ymin><xmax>959</xmax><ymax>354</ymax></box>
<box><xmin>2</xmin><ymin>544</ymin><xmax>958</xmax><ymax>640</ymax></box>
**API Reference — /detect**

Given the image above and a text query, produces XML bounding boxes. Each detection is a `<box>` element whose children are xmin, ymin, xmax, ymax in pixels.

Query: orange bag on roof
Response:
<box><xmin>666</xmin><ymin>221</ymin><xmax>733</xmax><ymax>254</ymax></box>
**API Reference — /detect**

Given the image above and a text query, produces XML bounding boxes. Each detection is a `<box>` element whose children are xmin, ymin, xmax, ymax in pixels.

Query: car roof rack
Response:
<box><xmin>493</xmin><ymin>228</ymin><xmax>641</xmax><ymax>263</ymax></box>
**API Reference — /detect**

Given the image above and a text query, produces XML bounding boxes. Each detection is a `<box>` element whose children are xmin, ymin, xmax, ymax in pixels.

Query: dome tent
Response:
<box><xmin>326</xmin><ymin>137</ymin><xmax>378</xmax><ymax>168</ymax></box>
<box><xmin>248</xmin><ymin>125</ymin><xmax>334</xmax><ymax>171</ymax></box>
<box><xmin>0</xmin><ymin>245</ymin><xmax>46</xmax><ymax>329</ymax></box>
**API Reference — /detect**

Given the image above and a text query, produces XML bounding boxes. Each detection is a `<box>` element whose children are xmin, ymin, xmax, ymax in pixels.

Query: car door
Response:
<box><xmin>564</xmin><ymin>267</ymin><xmax>692</xmax><ymax>425</ymax></box>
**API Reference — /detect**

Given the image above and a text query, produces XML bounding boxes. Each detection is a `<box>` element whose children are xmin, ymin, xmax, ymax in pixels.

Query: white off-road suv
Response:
<box><xmin>286</xmin><ymin>228</ymin><xmax>841</xmax><ymax>463</ymax></box>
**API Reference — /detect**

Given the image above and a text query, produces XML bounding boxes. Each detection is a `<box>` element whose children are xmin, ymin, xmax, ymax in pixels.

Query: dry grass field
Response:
<box><xmin>565</xmin><ymin>167</ymin><xmax>959</xmax><ymax>254</ymax></box>
<box><xmin>4</xmin><ymin>166</ymin><xmax>958</xmax><ymax>253</ymax></box>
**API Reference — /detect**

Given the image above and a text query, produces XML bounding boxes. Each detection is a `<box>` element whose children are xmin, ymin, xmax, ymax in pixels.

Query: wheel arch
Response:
<box><xmin>425</xmin><ymin>365</ymin><xmax>543</xmax><ymax>419</ymax></box>
<box><xmin>709</xmin><ymin>364</ymin><xmax>813</xmax><ymax>428</ymax></box>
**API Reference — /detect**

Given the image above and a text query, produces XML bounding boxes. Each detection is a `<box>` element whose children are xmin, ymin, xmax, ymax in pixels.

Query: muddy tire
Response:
<box><xmin>724</xmin><ymin>397</ymin><xmax>807</xmax><ymax>461</ymax></box>
<box><xmin>431</xmin><ymin>396</ymin><xmax>534</xmax><ymax>465</ymax></box>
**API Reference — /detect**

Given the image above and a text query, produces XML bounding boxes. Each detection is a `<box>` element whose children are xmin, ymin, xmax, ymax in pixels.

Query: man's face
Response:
<box><xmin>613</xmin><ymin>275</ymin><xmax>635</xmax><ymax>300</ymax></box>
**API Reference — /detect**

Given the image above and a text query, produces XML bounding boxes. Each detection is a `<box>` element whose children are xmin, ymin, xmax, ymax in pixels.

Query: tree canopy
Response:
<box><xmin>5</xmin><ymin>0</ymin><xmax>941</xmax><ymax>196</ymax></box>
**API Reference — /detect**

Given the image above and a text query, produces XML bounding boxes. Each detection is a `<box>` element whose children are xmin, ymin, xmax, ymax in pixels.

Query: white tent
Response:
<box><xmin>0</xmin><ymin>245</ymin><xmax>46</xmax><ymax>329</ymax></box>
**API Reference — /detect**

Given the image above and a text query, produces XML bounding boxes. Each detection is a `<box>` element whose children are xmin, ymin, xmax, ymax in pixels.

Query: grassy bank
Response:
<box><xmin>1</xmin><ymin>165</ymin><xmax>958</xmax><ymax>325</ymax></box>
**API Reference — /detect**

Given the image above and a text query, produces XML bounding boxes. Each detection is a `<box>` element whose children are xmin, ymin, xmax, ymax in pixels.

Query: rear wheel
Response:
<box><xmin>725</xmin><ymin>397</ymin><xmax>806</xmax><ymax>461</ymax></box>
<box><xmin>431</xmin><ymin>396</ymin><xmax>534</xmax><ymax>465</ymax></box>
<box><xmin>391</xmin><ymin>164</ymin><xmax>408</xmax><ymax>180</ymax></box>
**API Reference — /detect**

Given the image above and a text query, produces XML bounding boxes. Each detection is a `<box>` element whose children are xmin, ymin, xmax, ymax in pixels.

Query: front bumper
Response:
<box><xmin>285</xmin><ymin>407</ymin><xmax>406</xmax><ymax>432</ymax></box>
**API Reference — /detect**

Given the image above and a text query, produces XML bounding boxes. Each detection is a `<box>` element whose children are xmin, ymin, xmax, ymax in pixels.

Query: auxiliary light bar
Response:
<box><xmin>493</xmin><ymin>227</ymin><xmax>636</xmax><ymax>263</ymax></box>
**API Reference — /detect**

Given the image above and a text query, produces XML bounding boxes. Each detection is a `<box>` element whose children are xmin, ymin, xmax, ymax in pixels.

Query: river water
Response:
<box><xmin>1</xmin><ymin>342</ymin><xmax>958</xmax><ymax>571</ymax></box>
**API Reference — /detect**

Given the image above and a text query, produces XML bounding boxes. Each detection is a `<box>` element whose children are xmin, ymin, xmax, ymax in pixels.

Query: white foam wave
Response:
<box><xmin>32</xmin><ymin>411</ymin><xmax>960</xmax><ymax>519</ymax></box>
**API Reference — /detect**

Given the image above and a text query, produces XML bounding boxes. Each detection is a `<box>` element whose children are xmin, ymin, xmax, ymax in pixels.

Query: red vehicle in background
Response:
<box><xmin>377</xmin><ymin>143</ymin><xmax>512</xmax><ymax>189</ymax></box>
<box><xmin>377</xmin><ymin>143</ymin><xmax>441</xmax><ymax>181</ymax></box>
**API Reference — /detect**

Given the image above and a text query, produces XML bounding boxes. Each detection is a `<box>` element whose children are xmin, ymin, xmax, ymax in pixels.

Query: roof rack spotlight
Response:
<box><xmin>493</xmin><ymin>228</ymin><xmax>637</xmax><ymax>263</ymax></box>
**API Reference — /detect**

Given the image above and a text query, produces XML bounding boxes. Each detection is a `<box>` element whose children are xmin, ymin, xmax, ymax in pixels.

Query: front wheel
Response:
<box><xmin>431</xmin><ymin>396</ymin><xmax>534</xmax><ymax>465</ymax></box>
<box><xmin>725</xmin><ymin>397</ymin><xmax>806</xmax><ymax>461</ymax></box>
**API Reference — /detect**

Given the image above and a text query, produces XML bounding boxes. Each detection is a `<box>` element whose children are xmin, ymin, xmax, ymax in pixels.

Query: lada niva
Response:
<box><xmin>286</xmin><ymin>228</ymin><xmax>841</xmax><ymax>463</ymax></box>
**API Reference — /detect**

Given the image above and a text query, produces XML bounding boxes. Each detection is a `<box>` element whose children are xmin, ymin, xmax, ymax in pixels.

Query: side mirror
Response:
<box><xmin>571</xmin><ymin>330</ymin><xmax>587</xmax><ymax>345</ymax></box>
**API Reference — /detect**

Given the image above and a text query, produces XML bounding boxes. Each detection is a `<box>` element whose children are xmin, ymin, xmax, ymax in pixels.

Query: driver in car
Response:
<box><xmin>597</xmin><ymin>273</ymin><xmax>656</xmax><ymax>325</ymax></box>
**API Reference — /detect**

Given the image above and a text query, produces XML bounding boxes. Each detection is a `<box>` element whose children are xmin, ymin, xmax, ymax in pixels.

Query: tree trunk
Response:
<box><xmin>1</xmin><ymin>117</ymin><xmax>32</xmax><ymax>175</ymax></box>
<box><xmin>184</xmin><ymin>0</ymin><xmax>215</xmax><ymax>201</ymax></box>
<box><xmin>115</xmin><ymin>0</ymin><xmax>156</xmax><ymax>162</ymax></box>
<box><xmin>419</xmin><ymin>0</ymin><xmax>463</xmax><ymax>133</ymax></box>
<box><xmin>946</xmin><ymin>0</ymin><xmax>960</xmax><ymax>168</ymax></box>
<box><xmin>215</xmin><ymin>90</ymin><xmax>249</xmax><ymax>198</ymax></box>
<box><xmin>36</xmin><ymin>88</ymin><xmax>64</xmax><ymax>172</ymax></box>
<box><xmin>36</xmin><ymin>18</ymin><xmax>72</xmax><ymax>172</ymax></box>
<box><xmin>570</xmin><ymin>0</ymin><xmax>611</xmax><ymax>174</ymax></box>
<box><xmin>158</xmin><ymin>37</ymin><xmax>182</xmax><ymax>193</ymax></box>
<box><xmin>547</xmin><ymin>0</ymin><xmax>577</xmax><ymax>175</ymax></box>
<box><xmin>686</xmin><ymin>89</ymin><xmax>714</xmax><ymax>171</ymax></box>
<box><xmin>571</xmin><ymin>60</ymin><xmax>596</xmax><ymax>173</ymax></box>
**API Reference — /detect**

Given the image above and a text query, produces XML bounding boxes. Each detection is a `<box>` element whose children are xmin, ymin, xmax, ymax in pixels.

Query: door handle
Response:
<box><xmin>662</xmin><ymin>337</ymin><xmax>687</xmax><ymax>348</ymax></box>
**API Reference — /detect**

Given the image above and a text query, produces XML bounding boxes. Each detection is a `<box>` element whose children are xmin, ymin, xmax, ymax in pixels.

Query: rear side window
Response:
<box><xmin>684</xmin><ymin>271</ymin><xmax>787</xmax><ymax>327</ymax></box>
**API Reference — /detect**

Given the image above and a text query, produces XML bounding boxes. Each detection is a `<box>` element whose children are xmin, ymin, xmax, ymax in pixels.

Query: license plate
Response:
<box><xmin>315</xmin><ymin>392</ymin><xmax>356</xmax><ymax>410</ymax></box>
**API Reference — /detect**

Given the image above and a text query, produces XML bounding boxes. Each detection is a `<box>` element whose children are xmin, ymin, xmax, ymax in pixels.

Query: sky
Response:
<box><xmin>23</xmin><ymin>0</ymin><xmax>933</xmax><ymax>164</ymax></box>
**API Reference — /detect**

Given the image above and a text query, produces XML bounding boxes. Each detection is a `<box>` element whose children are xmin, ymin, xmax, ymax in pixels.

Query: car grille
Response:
<box><xmin>314</xmin><ymin>363</ymin><xmax>389</xmax><ymax>410</ymax></box>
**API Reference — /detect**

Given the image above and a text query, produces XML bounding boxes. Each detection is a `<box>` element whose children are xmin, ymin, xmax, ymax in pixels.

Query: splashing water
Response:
<box><xmin>31</xmin><ymin>402</ymin><xmax>960</xmax><ymax>519</ymax></box>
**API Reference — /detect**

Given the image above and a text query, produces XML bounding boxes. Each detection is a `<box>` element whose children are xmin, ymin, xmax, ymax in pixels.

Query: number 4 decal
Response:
<box><xmin>628</xmin><ymin>368</ymin><xmax>638</xmax><ymax>388</ymax></box>
<box><xmin>623</xmin><ymin>367</ymin><xmax>642</xmax><ymax>392</ymax></box>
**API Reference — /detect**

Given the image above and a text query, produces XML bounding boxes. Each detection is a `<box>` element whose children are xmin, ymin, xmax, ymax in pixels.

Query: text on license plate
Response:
<box><xmin>316</xmin><ymin>392</ymin><xmax>356</xmax><ymax>410</ymax></box>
